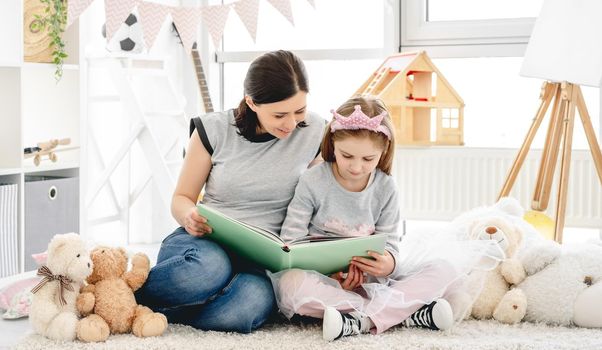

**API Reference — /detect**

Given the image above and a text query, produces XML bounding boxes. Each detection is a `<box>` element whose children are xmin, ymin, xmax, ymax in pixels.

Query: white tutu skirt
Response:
<box><xmin>269</xmin><ymin>230</ymin><xmax>504</xmax><ymax>331</ymax></box>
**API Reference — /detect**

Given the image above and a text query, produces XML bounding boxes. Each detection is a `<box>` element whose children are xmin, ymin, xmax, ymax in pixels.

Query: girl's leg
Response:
<box><xmin>367</xmin><ymin>260</ymin><xmax>458</xmax><ymax>333</ymax></box>
<box><xmin>135</xmin><ymin>227</ymin><xmax>232</xmax><ymax>309</ymax></box>
<box><xmin>275</xmin><ymin>269</ymin><xmax>365</xmax><ymax>318</ymax></box>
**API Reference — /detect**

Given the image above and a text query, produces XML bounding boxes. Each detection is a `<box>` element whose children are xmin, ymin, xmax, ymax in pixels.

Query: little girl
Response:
<box><xmin>271</xmin><ymin>96</ymin><xmax>503</xmax><ymax>341</ymax></box>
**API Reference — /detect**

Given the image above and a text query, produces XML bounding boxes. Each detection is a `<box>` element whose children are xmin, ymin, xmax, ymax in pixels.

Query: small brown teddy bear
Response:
<box><xmin>75</xmin><ymin>246</ymin><xmax>167</xmax><ymax>342</ymax></box>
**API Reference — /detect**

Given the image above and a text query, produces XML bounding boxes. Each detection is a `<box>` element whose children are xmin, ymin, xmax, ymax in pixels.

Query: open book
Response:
<box><xmin>197</xmin><ymin>204</ymin><xmax>386</xmax><ymax>275</ymax></box>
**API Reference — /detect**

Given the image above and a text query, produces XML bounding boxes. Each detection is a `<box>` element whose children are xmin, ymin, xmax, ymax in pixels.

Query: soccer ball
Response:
<box><xmin>102</xmin><ymin>13</ymin><xmax>144</xmax><ymax>53</ymax></box>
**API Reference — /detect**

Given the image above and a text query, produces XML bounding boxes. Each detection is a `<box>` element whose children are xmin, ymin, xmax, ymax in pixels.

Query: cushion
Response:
<box><xmin>0</xmin><ymin>277</ymin><xmax>40</xmax><ymax>319</ymax></box>
<box><xmin>31</xmin><ymin>251</ymin><xmax>47</xmax><ymax>266</ymax></box>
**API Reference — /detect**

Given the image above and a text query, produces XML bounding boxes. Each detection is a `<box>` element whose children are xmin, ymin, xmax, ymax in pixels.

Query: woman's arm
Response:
<box><xmin>171</xmin><ymin>131</ymin><xmax>213</xmax><ymax>236</ymax></box>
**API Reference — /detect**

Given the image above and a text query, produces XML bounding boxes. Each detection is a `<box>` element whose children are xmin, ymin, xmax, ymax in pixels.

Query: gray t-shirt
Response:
<box><xmin>281</xmin><ymin>161</ymin><xmax>402</xmax><ymax>278</ymax></box>
<box><xmin>194</xmin><ymin>109</ymin><xmax>325</xmax><ymax>234</ymax></box>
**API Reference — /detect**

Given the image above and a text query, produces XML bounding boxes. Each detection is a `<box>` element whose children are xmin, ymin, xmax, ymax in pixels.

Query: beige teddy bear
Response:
<box><xmin>75</xmin><ymin>246</ymin><xmax>167</xmax><ymax>342</ymax></box>
<box><xmin>29</xmin><ymin>233</ymin><xmax>93</xmax><ymax>341</ymax></box>
<box><xmin>495</xmin><ymin>239</ymin><xmax>602</xmax><ymax>327</ymax></box>
<box><xmin>446</xmin><ymin>197</ymin><xmax>540</xmax><ymax>323</ymax></box>
<box><xmin>467</xmin><ymin>216</ymin><xmax>528</xmax><ymax>323</ymax></box>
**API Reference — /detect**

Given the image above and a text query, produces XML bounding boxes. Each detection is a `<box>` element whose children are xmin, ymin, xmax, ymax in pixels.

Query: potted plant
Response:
<box><xmin>30</xmin><ymin>0</ymin><xmax>68</xmax><ymax>82</ymax></box>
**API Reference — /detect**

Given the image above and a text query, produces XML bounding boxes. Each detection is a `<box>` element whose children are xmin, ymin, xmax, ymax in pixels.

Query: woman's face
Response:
<box><xmin>247</xmin><ymin>91</ymin><xmax>307</xmax><ymax>139</ymax></box>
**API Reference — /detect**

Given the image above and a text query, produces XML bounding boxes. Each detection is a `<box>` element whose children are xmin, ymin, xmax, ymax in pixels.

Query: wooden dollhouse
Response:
<box><xmin>355</xmin><ymin>51</ymin><xmax>464</xmax><ymax>145</ymax></box>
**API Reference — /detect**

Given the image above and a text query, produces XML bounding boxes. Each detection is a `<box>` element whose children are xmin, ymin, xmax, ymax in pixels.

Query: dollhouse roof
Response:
<box><xmin>368</xmin><ymin>51</ymin><xmax>464</xmax><ymax>105</ymax></box>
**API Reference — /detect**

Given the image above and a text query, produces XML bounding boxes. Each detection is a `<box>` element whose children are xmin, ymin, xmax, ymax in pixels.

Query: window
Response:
<box><xmin>209</xmin><ymin>0</ymin><xmax>600</xmax><ymax>150</ymax></box>
<box><xmin>214</xmin><ymin>0</ymin><xmax>396</xmax><ymax>112</ymax></box>
<box><xmin>432</xmin><ymin>57</ymin><xmax>600</xmax><ymax>149</ymax></box>
<box><xmin>401</xmin><ymin>0</ymin><xmax>544</xmax><ymax>57</ymax></box>
<box><xmin>427</xmin><ymin>0</ymin><xmax>542</xmax><ymax>21</ymax></box>
<box><xmin>222</xmin><ymin>0</ymin><xmax>385</xmax><ymax>51</ymax></box>
<box><xmin>441</xmin><ymin>108</ymin><xmax>459</xmax><ymax>129</ymax></box>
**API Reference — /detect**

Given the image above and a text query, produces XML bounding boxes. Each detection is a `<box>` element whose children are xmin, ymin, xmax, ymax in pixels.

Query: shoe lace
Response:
<box><xmin>340</xmin><ymin>313</ymin><xmax>361</xmax><ymax>338</ymax></box>
<box><xmin>407</xmin><ymin>303</ymin><xmax>437</xmax><ymax>330</ymax></box>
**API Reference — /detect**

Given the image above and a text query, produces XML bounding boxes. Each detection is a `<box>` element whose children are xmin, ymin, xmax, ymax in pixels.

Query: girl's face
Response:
<box><xmin>246</xmin><ymin>91</ymin><xmax>307</xmax><ymax>139</ymax></box>
<box><xmin>333</xmin><ymin>136</ymin><xmax>383</xmax><ymax>183</ymax></box>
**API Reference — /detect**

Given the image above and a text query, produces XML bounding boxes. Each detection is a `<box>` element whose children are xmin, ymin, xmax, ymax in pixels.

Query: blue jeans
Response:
<box><xmin>135</xmin><ymin>227</ymin><xmax>275</xmax><ymax>333</ymax></box>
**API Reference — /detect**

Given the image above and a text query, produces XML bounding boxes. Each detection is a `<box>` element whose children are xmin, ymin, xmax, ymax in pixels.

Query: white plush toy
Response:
<box><xmin>496</xmin><ymin>239</ymin><xmax>602</xmax><ymax>327</ymax></box>
<box><xmin>29</xmin><ymin>233</ymin><xmax>93</xmax><ymax>341</ymax></box>
<box><xmin>447</xmin><ymin>197</ymin><xmax>541</xmax><ymax>322</ymax></box>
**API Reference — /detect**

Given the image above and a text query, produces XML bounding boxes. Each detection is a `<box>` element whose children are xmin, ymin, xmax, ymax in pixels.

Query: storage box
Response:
<box><xmin>24</xmin><ymin>176</ymin><xmax>79</xmax><ymax>271</ymax></box>
<box><xmin>0</xmin><ymin>183</ymin><xmax>19</xmax><ymax>277</ymax></box>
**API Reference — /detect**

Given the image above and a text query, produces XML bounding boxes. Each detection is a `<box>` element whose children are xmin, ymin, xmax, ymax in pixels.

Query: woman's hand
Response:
<box><xmin>183</xmin><ymin>206</ymin><xmax>212</xmax><ymax>237</ymax></box>
<box><xmin>350</xmin><ymin>250</ymin><xmax>395</xmax><ymax>278</ymax></box>
<box><xmin>329</xmin><ymin>264</ymin><xmax>364</xmax><ymax>291</ymax></box>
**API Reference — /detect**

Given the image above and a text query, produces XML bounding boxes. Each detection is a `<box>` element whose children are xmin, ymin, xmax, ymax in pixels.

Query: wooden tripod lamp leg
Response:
<box><xmin>575</xmin><ymin>86</ymin><xmax>602</xmax><ymax>185</ymax></box>
<box><xmin>554</xmin><ymin>83</ymin><xmax>577</xmax><ymax>243</ymax></box>
<box><xmin>498</xmin><ymin>82</ymin><xmax>556</xmax><ymax>199</ymax></box>
<box><xmin>532</xmin><ymin>84</ymin><xmax>564</xmax><ymax>211</ymax></box>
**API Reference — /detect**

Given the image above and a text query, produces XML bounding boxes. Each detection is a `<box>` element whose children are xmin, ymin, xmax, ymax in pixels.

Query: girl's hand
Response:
<box><xmin>330</xmin><ymin>265</ymin><xmax>364</xmax><ymax>291</ymax></box>
<box><xmin>184</xmin><ymin>206</ymin><xmax>212</xmax><ymax>237</ymax></box>
<box><xmin>351</xmin><ymin>250</ymin><xmax>395</xmax><ymax>278</ymax></box>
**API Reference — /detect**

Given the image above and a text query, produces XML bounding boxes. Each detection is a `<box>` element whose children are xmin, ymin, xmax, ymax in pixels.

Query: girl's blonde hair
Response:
<box><xmin>320</xmin><ymin>96</ymin><xmax>395</xmax><ymax>175</ymax></box>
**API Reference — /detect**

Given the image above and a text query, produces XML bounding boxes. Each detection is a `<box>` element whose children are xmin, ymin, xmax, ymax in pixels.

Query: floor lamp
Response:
<box><xmin>498</xmin><ymin>0</ymin><xmax>602</xmax><ymax>243</ymax></box>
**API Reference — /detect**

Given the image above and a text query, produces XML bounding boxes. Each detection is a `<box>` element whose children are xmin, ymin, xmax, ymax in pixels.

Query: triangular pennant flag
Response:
<box><xmin>233</xmin><ymin>0</ymin><xmax>259</xmax><ymax>43</ymax></box>
<box><xmin>171</xmin><ymin>6</ymin><xmax>203</xmax><ymax>52</ymax></box>
<box><xmin>67</xmin><ymin>0</ymin><xmax>95</xmax><ymax>27</ymax></box>
<box><xmin>266</xmin><ymin>0</ymin><xmax>294</xmax><ymax>26</ymax></box>
<box><xmin>104</xmin><ymin>0</ymin><xmax>139</xmax><ymax>41</ymax></box>
<box><xmin>200</xmin><ymin>4</ymin><xmax>231</xmax><ymax>49</ymax></box>
<box><xmin>138</xmin><ymin>2</ymin><xmax>169</xmax><ymax>50</ymax></box>
<box><xmin>306</xmin><ymin>0</ymin><xmax>316</xmax><ymax>9</ymax></box>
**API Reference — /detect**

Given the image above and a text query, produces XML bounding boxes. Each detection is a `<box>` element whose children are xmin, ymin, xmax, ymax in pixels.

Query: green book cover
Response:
<box><xmin>197</xmin><ymin>204</ymin><xmax>386</xmax><ymax>275</ymax></box>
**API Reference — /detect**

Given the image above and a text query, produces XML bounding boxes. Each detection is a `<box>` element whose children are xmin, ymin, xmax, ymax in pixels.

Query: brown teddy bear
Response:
<box><xmin>75</xmin><ymin>246</ymin><xmax>167</xmax><ymax>342</ymax></box>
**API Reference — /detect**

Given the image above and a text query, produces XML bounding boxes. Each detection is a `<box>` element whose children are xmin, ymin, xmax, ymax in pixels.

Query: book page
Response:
<box><xmin>238</xmin><ymin>221</ymin><xmax>284</xmax><ymax>244</ymax></box>
<box><xmin>198</xmin><ymin>204</ymin><xmax>284</xmax><ymax>244</ymax></box>
<box><xmin>288</xmin><ymin>235</ymin><xmax>361</xmax><ymax>245</ymax></box>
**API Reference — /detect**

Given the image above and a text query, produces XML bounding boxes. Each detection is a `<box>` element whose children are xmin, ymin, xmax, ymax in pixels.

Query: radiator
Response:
<box><xmin>0</xmin><ymin>183</ymin><xmax>19</xmax><ymax>277</ymax></box>
<box><xmin>394</xmin><ymin>148</ymin><xmax>602</xmax><ymax>228</ymax></box>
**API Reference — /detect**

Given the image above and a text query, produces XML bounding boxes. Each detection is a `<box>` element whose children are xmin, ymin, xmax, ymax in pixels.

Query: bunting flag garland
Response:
<box><xmin>171</xmin><ymin>7</ymin><xmax>203</xmax><ymax>52</ymax></box>
<box><xmin>103</xmin><ymin>0</ymin><xmax>140</xmax><ymax>41</ymax></box>
<box><xmin>67</xmin><ymin>0</ymin><xmax>95</xmax><ymax>26</ymax></box>
<box><xmin>138</xmin><ymin>2</ymin><xmax>170</xmax><ymax>49</ymax></box>
<box><xmin>67</xmin><ymin>0</ymin><xmax>308</xmax><ymax>54</ymax></box>
<box><xmin>233</xmin><ymin>0</ymin><xmax>260</xmax><ymax>43</ymax></box>
<box><xmin>200</xmin><ymin>4</ymin><xmax>231</xmax><ymax>49</ymax></box>
<box><xmin>266</xmin><ymin>0</ymin><xmax>295</xmax><ymax>26</ymax></box>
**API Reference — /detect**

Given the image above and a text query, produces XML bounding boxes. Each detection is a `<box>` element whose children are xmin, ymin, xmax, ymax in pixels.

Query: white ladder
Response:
<box><xmin>83</xmin><ymin>55</ymin><xmax>187</xmax><ymax>244</ymax></box>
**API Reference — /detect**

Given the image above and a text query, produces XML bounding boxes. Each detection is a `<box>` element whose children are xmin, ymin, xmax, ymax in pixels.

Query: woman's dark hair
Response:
<box><xmin>235</xmin><ymin>50</ymin><xmax>309</xmax><ymax>140</ymax></box>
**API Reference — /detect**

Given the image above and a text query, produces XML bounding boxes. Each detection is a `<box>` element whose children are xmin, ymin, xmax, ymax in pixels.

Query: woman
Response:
<box><xmin>135</xmin><ymin>50</ymin><xmax>325</xmax><ymax>333</ymax></box>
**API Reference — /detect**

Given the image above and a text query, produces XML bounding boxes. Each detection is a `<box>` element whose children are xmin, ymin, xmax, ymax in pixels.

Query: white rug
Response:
<box><xmin>13</xmin><ymin>320</ymin><xmax>602</xmax><ymax>350</ymax></box>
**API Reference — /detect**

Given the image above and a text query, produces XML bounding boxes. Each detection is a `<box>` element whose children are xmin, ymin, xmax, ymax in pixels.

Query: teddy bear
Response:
<box><xmin>29</xmin><ymin>233</ymin><xmax>93</xmax><ymax>341</ymax></box>
<box><xmin>494</xmin><ymin>239</ymin><xmax>602</xmax><ymax>327</ymax></box>
<box><xmin>75</xmin><ymin>246</ymin><xmax>167</xmax><ymax>342</ymax></box>
<box><xmin>446</xmin><ymin>197</ymin><xmax>541</xmax><ymax>323</ymax></box>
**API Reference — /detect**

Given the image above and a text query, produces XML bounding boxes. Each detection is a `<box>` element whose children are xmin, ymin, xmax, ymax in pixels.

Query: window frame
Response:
<box><xmin>400</xmin><ymin>0</ymin><xmax>537</xmax><ymax>58</ymax></box>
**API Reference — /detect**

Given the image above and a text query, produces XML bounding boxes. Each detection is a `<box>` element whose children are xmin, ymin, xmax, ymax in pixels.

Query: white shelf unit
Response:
<box><xmin>0</xmin><ymin>0</ymin><xmax>82</xmax><ymax>275</ymax></box>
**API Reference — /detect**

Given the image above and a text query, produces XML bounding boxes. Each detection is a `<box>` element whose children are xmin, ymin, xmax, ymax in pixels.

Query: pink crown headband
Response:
<box><xmin>330</xmin><ymin>105</ymin><xmax>392</xmax><ymax>140</ymax></box>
